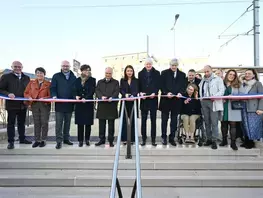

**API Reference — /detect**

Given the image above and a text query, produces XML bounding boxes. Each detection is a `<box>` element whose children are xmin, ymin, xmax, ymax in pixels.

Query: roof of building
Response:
<box><xmin>102</xmin><ymin>52</ymin><xmax>147</xmax><ymax>58</ymax></box>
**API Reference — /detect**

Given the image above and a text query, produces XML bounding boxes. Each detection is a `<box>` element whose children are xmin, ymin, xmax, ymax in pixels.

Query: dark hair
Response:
<box><xmin>35</xmin><ymin>67</ymin><xmax>46</xmax><ymax>75</ymax></box>
<box><xmin>124</xmin><ymin>65</ymin><xmax>135</xmax><ymax>80</ymax></box>
<box><xmin>245</xmin><ymin>69</ymin><xmax>259</xmax><ymax>81</ymax></box>
<box><xmin>196</xmin><ymin>73</ymin><xmax>202</xmax><ymax>78</ymax></box>
<box><xmin>188</xmin><ymin>69</ymin><xmax>196</xmax><ymax>73</ymax></box>
<box><xmin>224</xmin><ymin>69</ymin><xmax>241</xmax><ymax>88</ymax></box>
<box><xmin>80</xmin><ymin>64</ymin><xmax>91</xmax><ymax>72</ymax></box>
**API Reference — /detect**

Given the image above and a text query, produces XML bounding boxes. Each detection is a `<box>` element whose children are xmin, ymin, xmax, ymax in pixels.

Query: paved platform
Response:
<box><xmin>0</xmin><ymin>117</ymin><xmax>224</xmax><ymax>142</ymax></box>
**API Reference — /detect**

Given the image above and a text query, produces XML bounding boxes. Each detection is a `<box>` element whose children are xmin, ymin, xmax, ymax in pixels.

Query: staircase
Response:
<box><xmin>0</xmin><ymin>143</ymin><xmax>263</xmax><ymax>198</ymax></box>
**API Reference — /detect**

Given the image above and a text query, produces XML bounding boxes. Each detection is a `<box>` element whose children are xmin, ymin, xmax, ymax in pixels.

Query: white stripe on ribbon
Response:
<box><xmin>1</xmin><ymin>94</ymin><xmax>263</xmax><ymax>103</ymax></box>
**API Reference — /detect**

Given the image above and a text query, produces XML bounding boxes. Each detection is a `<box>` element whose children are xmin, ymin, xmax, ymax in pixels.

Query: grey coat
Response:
<box><xmin>239</xmin><ymin>81</ymin><xmax>263</xmax><ymax>113</ymax></box>
<box><xmin>95</xmin><ymin>78</ymin><xmax>119</xmax><ymax>120</ymax></box>
<box><xmin>226</xmin><ymin>87</ymin><xmax>242</xmax><ymax>122</ymax></box>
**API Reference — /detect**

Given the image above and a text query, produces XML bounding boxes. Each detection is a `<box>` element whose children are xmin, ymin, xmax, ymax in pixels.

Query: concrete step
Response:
<box><xmin>2</xmin><ymin>187</ymin><xmax>263</xmax><ymax>198</ymax></box>
<box><xmin>0</xmin><ymin>144</ymin><xmax>261</xmax><ymax>156</ymax></box>
<box><xmin>0</xmin><ymin>174</ymin><xmax>263</xmax><ymax>187</ymax></box>
<box><xmin>0</xmin><ymin>169</ymin><xmax>263</xmax><ymax>177</ymax></box>
<box><xmin>0</xmin><ymin>154</ymin><xmax>260</xmax><ymax>160</ymax></box>
<box><xmin>1</xmin><ymin>159</ymin><xmax>263</xmax><ymax>170</ymax></box>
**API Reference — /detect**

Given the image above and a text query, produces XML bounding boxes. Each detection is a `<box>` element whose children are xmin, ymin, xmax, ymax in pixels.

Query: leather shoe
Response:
<box><xmin>56</xmin><ymin>142</ymin><xmax>62</xmax><ymax>149</ymax></box>
<box><xmin>86</xmin><ymin>140</ymin><xmax>90</xmax><ymax>146</ymax></box>
<box><xmin>7</xmin><ymin>142</ymin><xmax>14</xmax><ymax>149</ymax></box>
<box><xmin>140</xmin><ymin>141</ymin><xmax>146</xmax><ymax>146</ymax></box>
<box><xmin>20</xmin><ymin>139</ymin><xmax>32</xmax><ymax>144</ymax></box>
<box><xmin>162</xmin><ymin>139</ymin><xmax>167</xmax><ymax>145</ymax></box>
<box><xmin>63</xmin><ymin>140</ymin><xmax>73</xmax><ymax>145</ymax></box>
<box><xmin>79</xmin><ymin>141</ymin><xmax>83</xmax><ymax>147</ymax></box>
<box><xmin>169</xmin><ymin>140</ymin><xmax>177</xmax><ymax>146</ymax></box>
<box><xmin>211</xmin><ymin>142</ymin><xmax>218</xmax><ymax>150</ymax></box>
<box><xmin>95</xmin><ymin>140</ymin><xmax>105</xmax><ymax>146</ymax></box>
<box><xmin>39</xmin><ymin>141</ymin><xmax>46</xmax><ymax>148</ymax></box>
<box><xmin>109</xmin><ymin>142</ymin><xmax>114</xmax><ymax>147</ymax></box>
<box><xmin>32</xmin><ymin>142</ymin><xmax>40</xmax><ymax>148</ymax></box>
<box><xmin>204</xmin><ymin>140</ymin><xmax>212</xmax><ymax>146</ymax></box>
<box><xmin>152</xmin><ymin>141</ymin><xmax>157</xmax><ymax>146</ymax></box>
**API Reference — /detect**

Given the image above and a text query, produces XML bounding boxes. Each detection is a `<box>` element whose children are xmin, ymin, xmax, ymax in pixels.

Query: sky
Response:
<box><xmin>0</xmin><ymin>0</ymin><xmax>262</xmax><ymax>79</ymax></box>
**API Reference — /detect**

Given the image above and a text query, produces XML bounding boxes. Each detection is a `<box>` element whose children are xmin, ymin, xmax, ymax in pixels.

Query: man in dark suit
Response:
<box><xmin>138</xmin><ymin>58</ymin><xmax>160</xmax><ymax>146</ymax></box>
<box><xmin>159</xmin><ymin>58</ymin><xmax>187</xmax><ymax>146</ymax></box>
<box><xmin>187</xmin><ymin>69</ymin><xmax>201</xmax><ymax>86</ymax></box>
<box><xmin>0</xmin><ymin>61</ymin><xmax>32</xmax><ymax>149</ymax></box>
<box><xmin>95</xmin><ymin>67</ymin><xmax>119</xmax><ymax>147</ymax></box>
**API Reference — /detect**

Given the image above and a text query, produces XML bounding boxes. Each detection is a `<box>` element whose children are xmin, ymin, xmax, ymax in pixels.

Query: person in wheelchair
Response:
<box><xmin>181</xmin><ymin>84</ymin><xmax>202</xmax><ymax>143</ymax></box>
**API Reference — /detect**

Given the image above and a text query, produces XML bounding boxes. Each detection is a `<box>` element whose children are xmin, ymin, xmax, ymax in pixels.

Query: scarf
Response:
<box><xmin>63</xmin><ymin>71</ymin><xmax>70</xmax><ymax>80</ymax></box>
<box><xmin>202</xmin><ymin>73</ymin><xmax>214</xmax><ymax>97</ymax></box>
<box><xmin>242</xmin><ymin>79</ymin><xmax>256</xmax><ymax>94</ymax></box>
<box><xmin>80</xmin><ymin>74</ymin><xmax>88</xmax><ymax>86</ymax></box>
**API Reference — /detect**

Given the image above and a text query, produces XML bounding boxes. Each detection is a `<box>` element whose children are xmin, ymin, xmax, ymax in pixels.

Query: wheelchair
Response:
<box><xmin>177</xmin><ymin>115</ymin><xmax>205</xmax><ymax>146</ymax></box>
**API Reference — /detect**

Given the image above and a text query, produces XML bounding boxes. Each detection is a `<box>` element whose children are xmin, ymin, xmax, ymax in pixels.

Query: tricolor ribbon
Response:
<box><xmin>1</xmin><ymin>93</ymin><xmax>263</xmax><ymax>103</ymax></box>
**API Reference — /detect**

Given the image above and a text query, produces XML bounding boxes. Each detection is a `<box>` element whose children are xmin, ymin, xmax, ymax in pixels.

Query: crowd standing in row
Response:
<box><xmin>0</xmin><ymin>59</ymin><xmax>263</xmax><ymax>151</ymax></box>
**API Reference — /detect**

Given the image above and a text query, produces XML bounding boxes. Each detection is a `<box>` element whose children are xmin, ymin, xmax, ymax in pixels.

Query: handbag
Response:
<box><xmin>231</xmin><ymin>101</ymin><xmax>244</xmax><ymax>110</ymax></box>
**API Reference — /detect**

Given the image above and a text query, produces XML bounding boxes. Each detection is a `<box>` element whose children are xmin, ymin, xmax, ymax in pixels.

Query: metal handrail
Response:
<box><xmin>133</xmin><ymin>99</ymin><xmax>142</xmax><ymax>198</ymax></box>
<box><xmin>109</xmin><ymin>100</ymin><xmax>125</xmax><ymax>198</ymax></box>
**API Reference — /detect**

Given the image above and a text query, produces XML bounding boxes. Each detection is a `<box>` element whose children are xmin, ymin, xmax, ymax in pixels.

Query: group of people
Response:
<box><xmin>0</xmin><ymin>58</ymin><xmax>262</xmax><ymax>151</ymax></box>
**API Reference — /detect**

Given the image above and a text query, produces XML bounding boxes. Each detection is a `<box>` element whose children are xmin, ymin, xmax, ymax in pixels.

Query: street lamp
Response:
<box><xmin>170</xmin><ymin>14</ymin><xmax>180</xmax><ymax>57</ymax></box>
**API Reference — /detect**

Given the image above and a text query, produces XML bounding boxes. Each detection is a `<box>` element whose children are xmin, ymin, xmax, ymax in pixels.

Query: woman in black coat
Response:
<box><xmin>120</xmin><ymin>65</ymin><xmax>139</xmax><ymax>144</ymax></box>
<box><xmin>181</xmin><ymin>83</ymin><xmax>201</xmax><ymax>143</ymax></box>
<box><xmin>73</xmin><ymin>65</ymin><xmax>96</xmax><ymax>147</ymax></box>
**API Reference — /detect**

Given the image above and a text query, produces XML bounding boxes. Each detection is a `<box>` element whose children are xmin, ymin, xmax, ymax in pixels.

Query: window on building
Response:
<box><xmin>105</xmin><ymin>59</ymin><xmax>107</xmax><ymax>62</ymax></box>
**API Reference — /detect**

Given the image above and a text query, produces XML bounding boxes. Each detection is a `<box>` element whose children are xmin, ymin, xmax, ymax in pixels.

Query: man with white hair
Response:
<box><xmin>159</xmin><ymin>58</ymin><xmax>187</xmax><ymax>146</ymax></box>
<box><xmin>199</xmin><ymin>65</ymin><xmax>225</xmax><ymax>149</ymax></box>
<box><xmin>138</xmin><ymin>58</ymin><xmax>160</xmax><ymax>146</ymax></box>
<box><xmin>0</xmin><ymin>61</ymin><xmax>32</xmax><ymax>149</ymax></box>
<box><xmin>51</xmin><ymin>60</ymin><xmax>77</xmax><ymax>149</ymax></box>
<box><xmin>95</xmin><ymin>67</ymin><xmax>119</xmax><ymax>147</ymax></box>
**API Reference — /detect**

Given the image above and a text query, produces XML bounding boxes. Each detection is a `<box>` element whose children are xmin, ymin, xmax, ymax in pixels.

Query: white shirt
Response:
<box><xmin>173</xmin><ymin>71</ymin><xmax>177</xmax><ymax>78</ymax></box>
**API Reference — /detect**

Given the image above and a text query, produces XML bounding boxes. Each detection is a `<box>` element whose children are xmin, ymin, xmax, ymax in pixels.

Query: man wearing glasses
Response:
<box><xmin>50</xmin><ymin>60</ymin><xmax>77</xmax><ymax>149</ymax></box>
<box><xmin>0</xmin><ymin>61</ymin><xmax>32</xmax><ymax>149</ymax></box>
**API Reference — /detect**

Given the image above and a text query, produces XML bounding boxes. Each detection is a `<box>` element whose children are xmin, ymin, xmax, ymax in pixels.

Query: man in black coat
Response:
<box><xmin>187</xmin><ymin>69</ymin><xmax>201</xmax><ymax>86</ymax></box>
<box><xmin>50</xmin><ymin>60</ymin><xmax>77</xmax><ymax>149</ymax></box>
<box><xmin>138</xmin><ymin>58</ymin><xmax>160</xmax><ymax>146</ymax></box>
<box><xmin>0</xmin><ymin>61</ymin><xmax>32</xmax><ymax>149</ymax></box>
<box><xmin>95</xmin><ymin>67</ymin><xmax>119</xmax><ymax>147</ymax></box>
<box><xmin>159</xmin><ymin>58</ymin><xmax>187</xmax><ymax>146</ymax></box>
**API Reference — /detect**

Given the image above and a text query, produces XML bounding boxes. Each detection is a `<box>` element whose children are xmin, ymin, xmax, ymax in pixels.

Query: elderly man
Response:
<box><xmin>138</xmin><ymin>58</ymin><xmax>160</xmax><ymax>146</ymax></box>
<box><xmin>50</xmin><ymin>60</ymin><xmax>77</xmax><ymax>149</ymax></box>
<box><xmin>0</xmin><ymin>61</ymin><xmax>31</xmax><ymax>149</ymax></box>
<box><xmin>199</xmin><ymin>65</ymin><xmax>225</xmax><ymax>149</ymax></box>
<box><xmin>159</xmin><ymin>58</ymin><xmax>187</xmax><ymax>146</ymax></box>
<box><xmin>187</xmin><ymin>69</ymin><xmax>201</xmax><ymax>86</ymax></box>
<box><xmin>95</xmin><ymin>67</ymin><xmax>119</xmax><ymax>147</ymax></box>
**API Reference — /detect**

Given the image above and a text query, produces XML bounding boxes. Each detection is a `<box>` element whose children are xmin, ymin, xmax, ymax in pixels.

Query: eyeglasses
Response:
<box><xmin>62</xmin><ymin>65</ymin><xmax>70</xmax><ymax>67</ymax></box>
<box><xmin>106</xmin><ymin>73</ymin><xmax>112</xmax><ymax>74</ymax></box>
<box><xmin>13</xmin><ymin>66</ymin><xmax>22</xmax><ymax>68</ymax></box>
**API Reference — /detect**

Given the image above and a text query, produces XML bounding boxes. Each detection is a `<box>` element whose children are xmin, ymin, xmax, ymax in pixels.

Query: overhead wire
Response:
<box><xmin>22</xmin><ymin>0</ymin><xmax>254</xmax><ymax>9</ymax></box>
